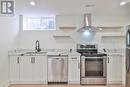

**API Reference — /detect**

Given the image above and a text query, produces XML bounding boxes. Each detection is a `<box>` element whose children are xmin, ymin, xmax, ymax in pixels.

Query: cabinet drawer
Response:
<box><xmin>69</xmin><ymin>56</ymin><xmax>80</xmax><ymax>61</ymax></box>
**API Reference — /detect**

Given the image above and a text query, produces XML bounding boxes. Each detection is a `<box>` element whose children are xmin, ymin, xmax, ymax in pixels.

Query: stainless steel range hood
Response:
<box><xmin>78</xmin><ymin>14</ymin><xmax>97</xmax><ymax>32</ymax></box>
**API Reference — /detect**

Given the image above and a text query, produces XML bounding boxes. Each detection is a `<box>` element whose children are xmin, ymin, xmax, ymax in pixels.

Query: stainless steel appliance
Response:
<box><xmin>126</xmin><ymin>25</ymin><xmax>130</xmax><ymax>87</ymax></box>
<box><xmin>126</xmin><ymin>25</ymin><xmax>130</xmax><ymax>47</ymax></box>
<box><xmin>47</xmin><ymin>55</ymin><xmax>68</xmax><ymax>84</ymax></box>
<box><xmin>77</xmin><ymin>44</ymin><xmax>107</xmax><ymax>85</ymax></box>
<box><xmin>77</xmin><ymin>14</ymin><xmax>123</xmax><ymax>32</ymax></box>
<box><xmin>81</xmin><ymin>55</ymin><xmax>107</xmax><ymax>85</ymax></box>
<box><xmin>126</xmin><ymin>48</ymin><xmax>130</xmax><ymax>87</ymax></box>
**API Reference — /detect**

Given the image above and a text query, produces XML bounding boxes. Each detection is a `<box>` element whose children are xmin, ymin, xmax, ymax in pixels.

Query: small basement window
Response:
<box><xmin>23</xmin><ymin>16</ymin><xmax>56</xmax><ymax>31</ymax></box>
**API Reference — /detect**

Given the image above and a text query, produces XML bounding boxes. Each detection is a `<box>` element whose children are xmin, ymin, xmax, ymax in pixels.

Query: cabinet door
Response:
<box><xmin>10</xmin><ymin>56</ymin><xmax>20</xmax><ymax>82</ymax></box>
<box><xmin>107</xmin><ymin>55</ymin><xmax>123</xmax><ymax>84</ymax></box>
<box><xmin>32</xmin><ymin>56</ymin><xmax>47</xmax><ymax>83</ymax></box>
<box><xmin>68</xmin><ymin>56</ymin><xmax>80</xmax><ymax>84</ymax></box>
<box><xmin>19</xmin><ymin>56</ymin><xmax>33</xmax><ymax>82</ymax></box>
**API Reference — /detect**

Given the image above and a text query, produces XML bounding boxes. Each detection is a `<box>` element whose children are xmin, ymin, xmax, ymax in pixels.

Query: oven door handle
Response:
<box><xmin>107</xmin><ymin>57</ymin><xmax>110</xmax><ymax>63</ymax></box>
<box><xmin>84</xmin><ymin>57</ymin><xmax>105</xmax><ymax>59</ymax></box>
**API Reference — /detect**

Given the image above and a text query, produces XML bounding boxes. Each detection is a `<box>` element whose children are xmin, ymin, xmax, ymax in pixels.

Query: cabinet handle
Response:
<box><xmin>71</xmin><ymin>57</ymin><xmax>77</xmax><ymax>59</ymax></box>
<box><xmin>78</xmin><ymin>63</ymin><xmax>80</xmax><ymax>69</ymax></box>
<box><xmin>17</xmin><ymin>57</ymin><xmax>20</xmax><ymax>63</ymax></box>
<box><xmin>34</xmin><ymin>57</ymin><xmax>35</xmax><ymax>63</ymax></box>
<box><xmin>31</xmin><ymin>57</ymin><xmax>35</xmax><ymax>63</ymax></box>
<box><xmin>107</xmin><ymin>57</ymin><xmax>110</xmax><ymax>63</ymax></box>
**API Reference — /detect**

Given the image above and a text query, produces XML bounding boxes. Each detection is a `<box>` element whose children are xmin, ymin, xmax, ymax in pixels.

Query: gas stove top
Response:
<box><xmin>77</xmin><ymin>44</ymin><xmax>107</xmax><ymax>57</ymax></box>
<box><xmin>81</xmin><ymin>53</ymin><xmax>107</xmax><ymax>57</ymax></box>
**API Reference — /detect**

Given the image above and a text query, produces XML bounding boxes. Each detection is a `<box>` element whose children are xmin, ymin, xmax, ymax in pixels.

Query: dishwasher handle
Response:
<box><xmin>31</xmin><ymin>57</ymin><xmax>35</xmax><ymax>63</ymax></box>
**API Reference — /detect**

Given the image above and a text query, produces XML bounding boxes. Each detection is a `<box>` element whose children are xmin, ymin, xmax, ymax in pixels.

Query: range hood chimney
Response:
<box><xmin>78</xmin><ymin>13</ymin><xmax>97</xmax><ymax>32</ymax></box>
<box><xmin>84</xmin><ymin>14</ymin><xmax>92</xmax><ymax>26</ymax></box>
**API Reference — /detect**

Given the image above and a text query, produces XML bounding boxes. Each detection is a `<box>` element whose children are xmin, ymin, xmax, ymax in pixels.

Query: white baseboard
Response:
<box><xmin>68</xmin><ymin>81</ymin><xmax>80</xmax><ymax>84</ymax></box>
<box><xmin>0</xmin><ymin>80</ymin><xmax>10</xmax><ymax>87</ymax></box>
<box><xmin>10</xmin><ymin>81</ymin><xmax>47</xmax><ymax>85</ymax></box>
<box><xmin>107</xmin><ymin>81</ymin><xmax>123</xmax><ymax>85</ymax></box>
<box><xmin>1</xmin><ymin>80</ymin><xmax>124</xmax><ymax>86</ymax></box>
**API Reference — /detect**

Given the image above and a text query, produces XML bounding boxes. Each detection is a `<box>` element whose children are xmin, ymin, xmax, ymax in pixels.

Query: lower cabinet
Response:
<box><xmin>32</xmin><ymin>56</ymin><xmax>47</xmax><ymax>82</ymax></box>
<box><xmin>10</xmin><ymin>54</ymin><xmax>124</xmax><ymax>85</ymax></box>
<box><xmin>9</xmin><ymin>56</ymin><xmax>20</xmax><ymax>82</ymax></box>
<box><xmin>20</xmin><ymin>56</ymin><xmax>33</xmax><ymax>82</ymax></box>
<box><xmin>10</xmin><ymin>54</ymin><xmax>80</xmax><ymax>84</ymax></box>
<box><xmin>107</xmin><ymin>55</ymin><xmax>123</xmax><ymax>84</ymax></box>
<box><xmin>68</xmin><ymin>55</ymin><xmax>80</xmax><ymax>84</ymax></box>
<box><xmin>9</xmin><ymin>55</ymin><xmax>47</xmax><ymax>84</ymax></box>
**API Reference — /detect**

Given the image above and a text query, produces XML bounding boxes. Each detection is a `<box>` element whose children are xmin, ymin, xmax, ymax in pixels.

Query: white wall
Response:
<box><xmin>0</xmin><ymin>14</ymin><xmax>129</xmax><ymax>86</ymax></box>
<box><xmin>18</xmin><ymin>15</ymin><xmax>127</xmax><ymax>50</ymax></box>
<box><xmin>0</xmin><ymin>0</ymin><xmax>128</xmax><ymax>86</ymax></box>
<box><xmin>18</xmin><ymin>15</ymin><xmax>127</xmax><ymax>86</ymax></box>
<box><xmin>0</xmin><ymin>16</ymin><xmax>19</xmax><ymax>87</ymax></box>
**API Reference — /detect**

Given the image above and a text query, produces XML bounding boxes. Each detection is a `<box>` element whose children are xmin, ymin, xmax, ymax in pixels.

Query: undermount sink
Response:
<box><xmin>35</xmin><ymin>52</ymin><xmax>47</xmax><ymax>54</ymax></box>
<box><xmin>25</xmin><ymin>52</ymin><xmax>35</xmax><ymax>54</ymax></box>
<box><xmin>23</xmin><ymin>51</ymin><xmax>47</xmax><ymax>55</ymax></box>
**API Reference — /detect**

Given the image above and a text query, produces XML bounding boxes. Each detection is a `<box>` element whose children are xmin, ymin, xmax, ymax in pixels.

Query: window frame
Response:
<box><xmin>22</xmin><ymin>16</ymin><xmax>56</xmax><ymax>31</ymax></box>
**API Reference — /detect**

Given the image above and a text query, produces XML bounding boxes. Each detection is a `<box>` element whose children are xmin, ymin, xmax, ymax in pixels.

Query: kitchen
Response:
<box><xmin>0</xmin><ymin>0</ymin><xmax>129</xmax><ymax>87</ymax></box>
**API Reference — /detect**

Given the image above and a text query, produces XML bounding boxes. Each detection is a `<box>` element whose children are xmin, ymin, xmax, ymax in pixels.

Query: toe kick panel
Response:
<box><xmin>81</xmin><ymin>77</ymin><xmax>106</xmax><ymax>85</ymax></box>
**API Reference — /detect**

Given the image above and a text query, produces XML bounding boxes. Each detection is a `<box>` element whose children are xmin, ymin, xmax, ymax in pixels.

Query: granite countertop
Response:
<box><xmin>100</xmin><ymin>52</ymin><xmax>125</xmax><ymax>56</ymax></box>
<box><xmin>8</xmin><ymin>49</ymin><xmax>125</xmax><ymax>57</ymax></box>
<box><xmin>98</xmin><ymin>49</ymin><xmax>125</xmax><ymax>56</ymax></box>
<box><xmin>8</xmin><ymin>49</ymin><xmax>80</xmax><ymax>56</ymax></box>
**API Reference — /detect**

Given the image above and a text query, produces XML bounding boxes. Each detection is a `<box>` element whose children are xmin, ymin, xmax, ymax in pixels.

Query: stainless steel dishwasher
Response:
<box><xmin>47</xmin><ymin>55</ymin><xmax>68</xmax><ymax>84</ymax></box>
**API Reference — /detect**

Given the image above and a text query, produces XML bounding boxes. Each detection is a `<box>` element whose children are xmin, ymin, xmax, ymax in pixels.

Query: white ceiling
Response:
<box><xmin>15</xmin><ymin>0</ymin><xmax>130</xmax><ymax>16</ymax></box>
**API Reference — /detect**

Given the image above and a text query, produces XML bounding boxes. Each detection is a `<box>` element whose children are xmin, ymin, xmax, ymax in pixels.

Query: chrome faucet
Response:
<box><xmin>35</xmin><ymin>40</ymin><xmax>41</xmax><ymax>53</ymax></box>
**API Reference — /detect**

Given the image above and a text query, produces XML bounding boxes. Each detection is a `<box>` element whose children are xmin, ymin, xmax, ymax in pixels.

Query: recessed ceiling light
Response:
<box><xmin>30</xmin><ymin>1</ymin><xmax>36</xmax><ymax>6</ymax></box>
<box><xmin>120</xmin><ymin>1</ymin><xmax>127</xmax><ymax>6</ymax></box>
<box><xmin>99</xmin><ymin>28</ymin><xmax>102</xmax><ymax>31</ymax></box>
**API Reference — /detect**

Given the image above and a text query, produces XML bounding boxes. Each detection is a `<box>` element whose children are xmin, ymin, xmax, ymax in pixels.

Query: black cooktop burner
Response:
<box><xmin>81</xmin><ymin>53</ymin><xmax>107</xmax><ymax>57</ymax></box>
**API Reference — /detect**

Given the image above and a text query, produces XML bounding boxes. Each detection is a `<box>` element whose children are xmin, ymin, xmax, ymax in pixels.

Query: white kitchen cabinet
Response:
<box><xmin>68</xmin><ymin>55</ymin><xmax>80</xmax><ymax>84</ymax></box>
<box><xmin>9</xmin><ymin>56</ymin><xmax>20</xmax><ymax>82</ymax></box>
<box><xmin>32</xmin><ymin>56</ymin><xmax>47</xmax><ymax>83</ymax></box>
<box><xmin>107</xmin><ymin>54</ymin><xmax>123</xmax><ymax>84</ymax></box>
<box><xmin>20</xmin><ymin>56</ymin><xmax>47</xmax><ymax>83</ymax></box>
<box><xmin>19</xmin><ymin>56</ymin><xmax>33</xmax><ymax>82</ymax></box>
<box><xmin>10</xmin><ymin>55</ymin><xmax>47</xmax><ymax>84</ymax></box>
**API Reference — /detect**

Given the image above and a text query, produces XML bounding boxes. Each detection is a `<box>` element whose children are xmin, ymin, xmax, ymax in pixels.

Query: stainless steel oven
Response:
<box><xmin>126</xmin><ymin>26</ymin><xmax>130</xmax><ymax>47</ymax></box>
<box><xmin>81</xmin><ymin>56</ymin><xmax>107</xmax><ymax>85</ymax></box>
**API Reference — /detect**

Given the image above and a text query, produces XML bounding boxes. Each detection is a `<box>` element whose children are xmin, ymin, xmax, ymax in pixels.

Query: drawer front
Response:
<box><xmin>69</xmin><ymin>56</ymin><xmax>80</xmax><ymax>61</ymax></box>
<box><xmin>81</xmin><ymin>77</ymin><xmax>106</xmax><ymax>85</ymax></box>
